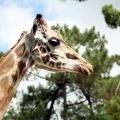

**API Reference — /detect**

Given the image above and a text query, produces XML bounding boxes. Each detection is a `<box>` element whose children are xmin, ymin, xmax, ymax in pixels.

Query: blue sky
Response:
<box><xmin>0</xmin><ymin>0</ymin><xmax>120</xmax><ymax>75</ymax></box>
<box><xmin>1</xmin><ymin>1</ymin><xmax>120</xmax><ymax>118</ymax></box>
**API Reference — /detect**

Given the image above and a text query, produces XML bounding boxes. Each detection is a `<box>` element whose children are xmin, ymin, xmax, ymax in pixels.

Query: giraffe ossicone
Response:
<box><xmin>0</xmin><ymin>14</ymin><xmax>93</xmax><ymax>119</ymax></box>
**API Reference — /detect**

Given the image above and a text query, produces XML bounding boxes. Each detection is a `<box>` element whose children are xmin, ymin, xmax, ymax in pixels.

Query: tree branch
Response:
<box><xmin>81</xmin><ymin>89</ymin><xmax>94</xmax><ymax>115</ymax></box>
<box><xmin>115</xmin><ymin>81</ymin><xmax>120</xmax><ymax>96</ymax></box>
<box><xmin>67</xmin><ymin>100</ymin><xmax>86</xmax><ymax>108</ymax></box>
<box><xmin>44</xmin><ymin>84</ymin><xmax>63</xmax><ymax>120</ymax></box>
<box><xmin>28</xmin><ymin>71</ymin><xmax>47</xmax><ymax>80</ymax></box>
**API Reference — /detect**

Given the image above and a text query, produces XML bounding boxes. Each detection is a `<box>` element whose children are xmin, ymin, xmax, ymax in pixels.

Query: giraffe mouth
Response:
<box><xmin>77</xmin><ymin>65</ymin><xmax>93</xmax><ymax>76</ymax></box>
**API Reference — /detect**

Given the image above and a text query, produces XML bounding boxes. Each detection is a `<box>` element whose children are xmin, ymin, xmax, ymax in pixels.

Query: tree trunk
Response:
<box><xmin>63</xmin><ymin>72</ymin><xmax>67</xmax><ymax>120</ymax></box>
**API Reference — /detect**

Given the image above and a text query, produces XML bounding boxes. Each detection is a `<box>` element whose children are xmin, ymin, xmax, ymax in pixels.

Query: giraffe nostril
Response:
<box><xmin>66</xmin><ymin>53</ymin><xmax>78</xmax><ymax>60</ymax></box>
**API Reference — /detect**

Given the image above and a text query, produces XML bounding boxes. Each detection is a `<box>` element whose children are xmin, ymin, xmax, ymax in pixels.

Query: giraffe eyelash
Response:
<box><xmin>48</xmin><ymin>37</ymin><xmax>60</xmax><ymax>47</ymax></box>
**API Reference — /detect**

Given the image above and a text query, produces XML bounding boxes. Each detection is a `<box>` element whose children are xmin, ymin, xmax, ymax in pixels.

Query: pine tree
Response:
<box><xmin>102</xmin><ymin>4</ymin><xmax>120</xmax><ymax>28</ymax></box>
<box><xmin>0</xmin><ymin>52</ymin><xmax>4</xmax><ymax>58</ymax></box>
<box><xmin>4</xmin><ymin>24</ymin><xmax>120</xmax><ymax>120</ymax></box>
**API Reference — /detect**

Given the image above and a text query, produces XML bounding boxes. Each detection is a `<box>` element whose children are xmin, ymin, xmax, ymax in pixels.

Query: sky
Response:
<box><xmin>0</xmin><ymin>0</ymin><xmax>120</xmax><ymax>52</ymax></box>
<box><xmin>0</xmin><ymin>0</ymin><xmax>120</xmax><ymax>77</ymax></box>
<box><xmin>0</xmin><ymin>0</ymin><xmax>120</xmax><ymax>118</ymax></box>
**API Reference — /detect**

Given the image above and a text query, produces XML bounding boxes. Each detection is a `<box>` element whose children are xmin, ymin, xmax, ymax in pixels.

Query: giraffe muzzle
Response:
<box><xmin>77</xmin><ymin>63</ymin><xmax>93</xmax><ymax>76</ymax></box>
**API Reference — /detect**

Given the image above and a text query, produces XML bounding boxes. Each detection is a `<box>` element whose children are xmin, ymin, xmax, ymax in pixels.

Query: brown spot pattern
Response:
<box><xmin>0</xmin><ymin>86</ymin><xmax>15</xmax><ymax>114</ymax></box>
<box><xmin>56</xmin><ymin>62</ymin><xmax>61</xmax><ymax>69</ymax></box>
<box><xmin>41</xmin><ymin>32</ymin><xmax>46</xmax><ymax>38</ymax></box>
<box><xmin>46</xmin><ymin>45</ymin><xmax>50</xmax><ymax>52</ymax></box>
<box><xmin>7</xmin><ymin>86</ymin><xmax>15</xmax><ymax>100</ymax></box>
<box><xmin>42</xmin><ymin>55</ymin><xmax>49</xmax><ymax>64</ymax></box>
<box><xmin>24</xmin><ymin>51</ymin><xmax>29</xmax><ymax>58</ymax></box>
<box><xmin>0</xmin><ymin>77</ymin><xmax>9</xmax><ymax>96</ymax></box>
<box><xmin>49</xmin><ymin>61</ymin><xmax>54</xmax><ymax>67</ymax></box>
<box><xmin>11</xmin><ymin>69</ymin><xmax>18</xmax><ymax>82</ymax></box>
<box><xmin>32</xmin><ymin>49</ymin><xmax>39</xmax><ymax>55</ymax></box>
<box><xmin>66</xmin><ymin>53</ymin><xmax>78</xmax><ymax>60</ymax></box>
<box><xmin>29</xmin><ymin>57</ymin><xmax>34</xmax><ymax>67</ymax></box>
<box><xmin>15</xmin><ymin>44</ymin><xmax>25</xmax><ymax>58</ymax></box>
<box><xmin>0</xmin><ymin>77</ymin><xmax>10</xmax><ymax>110</ymax></box>
<box><xmin>40</xmin><ymin>46</ymin><xmax>46</xmax><ymax>53</ymax></box>
<box><xmin>18</xmin><ymin>61</ymin><xmax>25</xmax><ymax>75</ymax></box>
<box><xmin>50</xmin><ymin>54</ymin><xmax>58</xmax><ymax>60</ymax></box>
<box><xmin>0</xmin><ymin>54</ymin><xmax>14</xmax><ymax>76</ymax></box>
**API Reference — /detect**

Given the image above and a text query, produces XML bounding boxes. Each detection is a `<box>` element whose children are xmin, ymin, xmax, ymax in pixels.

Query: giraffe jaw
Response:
<box><xmin>35</xmin><ymin>62</ymin><xmax>93</xmax><ymax>76</ymax></box>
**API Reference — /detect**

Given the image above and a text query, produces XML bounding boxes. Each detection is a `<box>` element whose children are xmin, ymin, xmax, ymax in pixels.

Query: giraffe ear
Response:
<box><xmin>32</xmin><ymin>24</ymin><xmax>37</xmax><ymax>35</ymax></box>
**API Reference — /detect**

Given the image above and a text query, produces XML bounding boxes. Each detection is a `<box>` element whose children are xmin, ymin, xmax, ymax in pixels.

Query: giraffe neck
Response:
<box><xmin>0</xmin><ymin>31</ymin><xmax>34</xmax><ymax>119</ymax></box>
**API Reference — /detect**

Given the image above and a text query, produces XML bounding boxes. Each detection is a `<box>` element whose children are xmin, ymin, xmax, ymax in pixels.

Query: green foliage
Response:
<box><xmin>0</xmin><ymin>52</ymin><xmax>4</xmax><ymax>58</ymax></box>
<box><xmin>4</xmin><ymin>24</ymin><xmax>120</xmax><ymax>119</ymax></box>
<box><xmin>19</xmin><ymin>85</ymin><xmax>57</xmax><ymax>119</ymax></box>
<box><xmin>51</xmin><ymin>24</ymin><xmax>120</xmax><ymax>119</ymax></box>
<box><xmin>102</xmin><ymin>4</ymin><xmax>120</xmax><ymax>28</ymax></box>
<box><xmin>104</xmin><ymin>96</ymin><xmax>120</xmax><ymax>120</ymax></box>
<box><xmin>1</xmin><ymin>2</ymin><xmax>120</xmax><ymax>120</ymax></box>
<box><xmin>50</xmin><ymin>24</ymin><xmax>118</xmax><ymax>120</ymax></box>
<box><xmin>4</xmin><ymin>83</ymin><xmax>63</xmax><ymax>120</ymax></box>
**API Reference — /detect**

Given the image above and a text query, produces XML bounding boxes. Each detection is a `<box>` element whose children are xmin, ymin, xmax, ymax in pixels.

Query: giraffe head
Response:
<box><xmin>30</xmin><ymin>14</ymin><xmax>93</xmax><ymax>76</ymax></box>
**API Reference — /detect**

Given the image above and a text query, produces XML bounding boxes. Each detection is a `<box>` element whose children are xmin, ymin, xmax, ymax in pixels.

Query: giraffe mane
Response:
<box><xmin>0</xmin><ymin>31</ymin><xmax>27</xmax><ymax>65</ymax></box>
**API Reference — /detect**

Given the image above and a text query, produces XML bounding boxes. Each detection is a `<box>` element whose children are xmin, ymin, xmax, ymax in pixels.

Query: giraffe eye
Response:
<box><xmin>48</xmin><ymin>37</ymin><xmax>60</xmax><ymax>47</ymax></box>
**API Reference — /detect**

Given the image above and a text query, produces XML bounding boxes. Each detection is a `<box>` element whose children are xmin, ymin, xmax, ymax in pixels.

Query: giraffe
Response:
<box><xmin>0</xmin><ymin>14</ymin><xmax>93</xmax><ymax>119</ymax></box>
